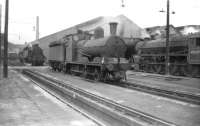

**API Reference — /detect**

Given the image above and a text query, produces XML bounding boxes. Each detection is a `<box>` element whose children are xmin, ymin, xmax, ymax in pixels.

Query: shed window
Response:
<box><xmin>196</xmin><ymin>38</ymin><xmax>200</xmax><ymax>47</ymax></box>
<box><xmin>94</xmin><ymin>27</ymin><xmax>104</xmax><ymax>39</ymax></box>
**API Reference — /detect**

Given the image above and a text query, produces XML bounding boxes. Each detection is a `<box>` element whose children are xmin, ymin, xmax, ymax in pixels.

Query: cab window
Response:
<box><xmin>196</xmin><ymin>38</ymin><xmax>200</xmax><ymax>47</ymax></box>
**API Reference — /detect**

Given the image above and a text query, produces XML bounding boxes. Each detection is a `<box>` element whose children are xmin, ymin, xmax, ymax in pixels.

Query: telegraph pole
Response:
<box><xmin>3</xmin><ymin>0</ymin><xmax>9</xmax><ymax>78</ymax></box>
<box><xmin>0</xmin><ymin>4</ymin><xmax>2</xmax><ymax>79</ymax></box>
<box><xmin>166</xmin><ymin>0</ymin><xmax>170</xmax><ymax>75</ymax></box>
<box><xmin>159</xmin><ymin>0</ymin><xmax>175</xmax><ymax>75</ymax></box>
<box><xmin>36</xmin><ymin>16</ymin><xmax>39</xmax><ymax>40</ymax></box>
<box><xmin>121</xmin><ymin>0</ymin><xmax>125</xmax><ymax>7</ymax></box>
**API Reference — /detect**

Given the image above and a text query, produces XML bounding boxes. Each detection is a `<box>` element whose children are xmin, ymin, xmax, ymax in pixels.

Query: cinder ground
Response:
<box><xmin>31</xmin><ymin>67</ymin><xmax>200</xmax><ymax>126</ymax></box>
<box><xmin>126</xmin><ymin>71</ymin><xmax>200</xmax><ymax>95</ymax></box>
<box><xmin>11</xmin><ymin>66</ymin><xmax>200</xmax><ymax>95</ymax></box>
<box><xmin>0</xmin><ymin>70</ymin><xmax>97</xmax><ymax>126</ymax></box>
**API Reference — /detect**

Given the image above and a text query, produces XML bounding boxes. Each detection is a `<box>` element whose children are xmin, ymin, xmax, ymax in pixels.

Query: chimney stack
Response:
<box><xmin>109</xmin><ymin>22</ymin><xmax>118</xmax><ymax>36</ymax></box>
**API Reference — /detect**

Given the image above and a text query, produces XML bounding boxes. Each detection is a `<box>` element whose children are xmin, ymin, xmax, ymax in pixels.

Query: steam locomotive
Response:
<box><xmin>49</xmin><ymin>22</ymin><xmax>130</xmax><ymax>81</ymax></box>
<box><xmin>134</xmin><ymin>33</ymin><xmax>200</xmax><ymax>77</ymax></box>
<box><xmin>19</xmin><ymin>44</ymin><xmax>46</xmax><ymax>66</ymax></box>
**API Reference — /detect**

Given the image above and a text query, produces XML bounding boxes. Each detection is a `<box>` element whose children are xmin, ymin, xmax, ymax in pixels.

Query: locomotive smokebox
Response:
<box><xmin>109</xmin><ymin>22</ymin><xmax>118</xmax><ymax>36</ymax></box>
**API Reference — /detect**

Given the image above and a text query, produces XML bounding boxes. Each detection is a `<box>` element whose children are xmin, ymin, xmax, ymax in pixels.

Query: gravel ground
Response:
<box><xmin>31</xmin><ymin>67</ymin><xmax>200</xmax><ymax>126</ymax></box>
<box><xmin>0</xmin><ymin>70</ymin><xmax>98</xmax><ymax>126</ymax></box>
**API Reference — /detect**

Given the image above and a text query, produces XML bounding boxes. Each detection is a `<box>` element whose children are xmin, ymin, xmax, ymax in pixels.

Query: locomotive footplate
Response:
<box><xmin>61</xmin><ymin>61</ymin><xmax>129</xmax><ymax>82</ymax></box>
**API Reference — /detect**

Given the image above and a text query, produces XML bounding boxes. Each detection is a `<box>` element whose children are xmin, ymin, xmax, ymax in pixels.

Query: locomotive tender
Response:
<box><xmin>49</xmin><ymin>22</ymin><xmax>130</xmax><ymax>81</ymax></box>
<box><xmin>135</xmin><ymin>33</ymin><xmax>200</xmax><ymax>77</ymax></box>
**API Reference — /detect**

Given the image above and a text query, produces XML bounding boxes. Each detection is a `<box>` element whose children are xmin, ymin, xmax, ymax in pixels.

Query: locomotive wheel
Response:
<box><xmin>149</xmin><ymin>65</ymin><xmax>154</xmax><ymax>73</ymax></box>
<box><xmin>169</xmin><ymin>65</ymin><xmax>176</xmax><ymax>75</ymax></box>
<box><xmin>82</xmin><ymin>70</ymin><xmax>87</xmax><ymax>78</ymax></box>
<box><xmin>191</xmin><ymin>65</ymin><xmax>200</xmax><ymax>77</ymax></box>
<box><xmin>52</xmin><ymin>64</ymin><xmax>56</xmax><ymax>71</ymax></box>
<box><xmin>53</xmin><ymin>67</ymin><xmax>56</xmax><ymax>71</ymax></box>
<box><xmin>65</xmin><ymin>65</ymin><xmax>71</xmax><ymax>74</ymax></box>
<box><xmin>58</xmin><ymin>64</ymin><xmax>62</xmax><ymax>72</ymax></box>
<box><xmin>57</xmin><ymin>68</ymin><xmax>61</xmax><ymax>72</ymax></box>
<box><xmin>93</xmin><ymin>69</ymin><xmax>101</xmax><ymax>81</ymax></box>
<box><xmin>143</xmin><ymin>64</ymin><xmax>150</xmax><ymax>73</ymax></box>
<box><xmin>183</xmin><ymin>65</ymin><xmax>200</xmax><ymax>77</ymax></box>
<box><xmin>171</xmin><ymin>65</ymin><xmax>182</xmax><ymax>76</ymax></box>
<box><xmin>160</xmin><ymin>65</ymin><xmax>166</xmax><ymax>74</ymax></box>
<box><xmin>153</xmin><ymin>65</ymin><xmax>162</xmax><ymax>74</ymax></box>
<box><xmin>181</xmin><ymin>65</ymin><xmax>191</xmax><ymax>77</ymax></box>
<box><xmin>61</xmin><ymin>64</ymin><xmax>66</xmax><ymax>73</ymax></box>
<box><xmin>103</xmin><ymin>72</ymin><xmax>109</xmax><ymax>82</ymax></box>
<box><xmin>120</xmin><ymin>71</ymin><xmax>127</xmax><ymax>82</ymax></box>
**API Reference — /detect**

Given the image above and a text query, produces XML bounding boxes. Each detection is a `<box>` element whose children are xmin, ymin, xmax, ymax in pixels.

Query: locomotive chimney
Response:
<box><xmin>109</xmin><ymin>22</ymin><xmax>118</xmax><ymax>36</ymax></box>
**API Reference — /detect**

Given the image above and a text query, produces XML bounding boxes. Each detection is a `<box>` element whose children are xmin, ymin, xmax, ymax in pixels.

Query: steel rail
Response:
<box><xmin>22</xmin><ymin>70</ymin><xmax>106</xmax><ymax>126</ymax></box>
<box><xmin>34</xmin><ymin>69</ymin><xmax>200</xmax><ymax>105</ymax></box>
<box><xmin>66</xmin><ymin>71</ymin><xmax>200</xmax><ymax>105</ymax></box>
<box><xmin>22</xmin><ymin>69</ymin><xmax>177</xmax><ymax>126</ymax></box>
<box><xmin>118</xmin><ymin>80</ymin><xmax>200</xmax><ymax>105</ymax></box>
<box><xmin>75</xmin><ymin>71</ymin><xmax>200</xmax><ymax>105</ymax></box>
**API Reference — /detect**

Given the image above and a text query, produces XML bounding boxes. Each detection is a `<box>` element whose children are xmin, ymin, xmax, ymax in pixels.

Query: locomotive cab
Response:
<box><xmin>188</xmin><ymin>37</ymin><xmax>200</xmax><ymax>64</ymax></box>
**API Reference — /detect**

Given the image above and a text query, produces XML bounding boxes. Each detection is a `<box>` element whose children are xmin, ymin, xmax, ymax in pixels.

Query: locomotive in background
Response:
<box><xmin>49</xmin><ymin>22</ymin><xmax>130</xmax><ymax>81</ymax></box>
<box><xmin>19</xmin><ymin>44</ymin><xmax>46</xmax><ymax>66</ymax></box>
<box><xmin>132</xmin><ymin>33</ymin><xmax>200</xmax><ymax>77</ymax></box>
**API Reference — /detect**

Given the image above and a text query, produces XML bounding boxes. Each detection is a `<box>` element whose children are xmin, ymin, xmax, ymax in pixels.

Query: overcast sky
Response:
<box><xmin>0</xmin><ymin>0</ymin><xmax>199</xmax><ymax>44</ymax></box>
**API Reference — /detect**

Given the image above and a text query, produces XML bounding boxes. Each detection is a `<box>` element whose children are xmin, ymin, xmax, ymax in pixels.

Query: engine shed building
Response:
<box><xmin>30</xmin><ymin>15</ymin><xmax>150</xmax><ymax>61</ymax></box>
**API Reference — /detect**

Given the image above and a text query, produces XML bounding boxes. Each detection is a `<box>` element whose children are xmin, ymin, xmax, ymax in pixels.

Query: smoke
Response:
<box><xmin>155</xmin><ymin>30</ymin><xmax>162</xmax><ymax>35</ymax></box>
<box><xmin>182</xmin><ymin>27</ymin><xmax>200</xmax><ymax>35</ymax></box>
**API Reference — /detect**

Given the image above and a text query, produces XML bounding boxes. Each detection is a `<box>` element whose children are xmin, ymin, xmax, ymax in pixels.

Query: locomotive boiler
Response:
<box><xmin>49</xmin><ymin>22</ymin><xmax>130</xmax><ymax>81</ymax></box>
<box><xmin>134</xmin><ymin>33</ymin><xmax>200</xmax><ymax>77</ymax></box>
<box><xmin>78</xmin><ymin>36</ymin><xmax>127</xmax><ymax>59</ymax></box>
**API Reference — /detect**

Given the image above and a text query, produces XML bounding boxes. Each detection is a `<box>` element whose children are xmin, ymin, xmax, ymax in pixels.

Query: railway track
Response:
<box><xmin>22</xmin><ymin>69</ymin><xmax>177</xmax><ymax>126</ymax></box>
<box><xmin>78</xmin><ymin>73</ymin><xmax>200</xmax><ymax>105</ymax></box>
<box><xmin>78</xmin><ymin>71</ymin><xmax>200</xmax><ymax>105</ymax></box>
<box><xmin>33</xmin><ymin>68</ymin><xmax>200</xmax><ymax>105</ymax></box>
<box><xmin>118</xmin><ymin>81</ymin><xmax>200</xmax><ymax>105</ymax></box>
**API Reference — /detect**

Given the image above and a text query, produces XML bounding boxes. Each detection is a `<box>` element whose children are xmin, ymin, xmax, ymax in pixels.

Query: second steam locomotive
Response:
<box><xmin>134</xmin><ymin>33</ymin><xmax>200</xmax><ymax>77</ymax></box>
<box><xmin>49</xmin><ymin>22</ymin><xmax>130</xmax><ymax>81</ymax></box>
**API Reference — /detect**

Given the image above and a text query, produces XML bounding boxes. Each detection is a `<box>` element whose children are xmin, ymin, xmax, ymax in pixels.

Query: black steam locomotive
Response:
<box><xmin>134</xmin><ymin>33</ymin><xmax>200</xmax><ymax>77</ymax></box>
<box><xmin>49</xmin><ymin>22</ymin><xmax>130</xmax><ymax>81</ymax></box>
<box><xmin>19</xmin><ymin>44</ymin><xmax>45</xmax><ymax>66</ymax></box>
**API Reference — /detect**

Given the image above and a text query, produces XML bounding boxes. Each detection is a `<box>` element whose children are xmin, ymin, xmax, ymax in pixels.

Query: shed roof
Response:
<box><xmin>31</xmin><ymin>15</ymin><xmax>149</xmax><ymax>45</ymax></box>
